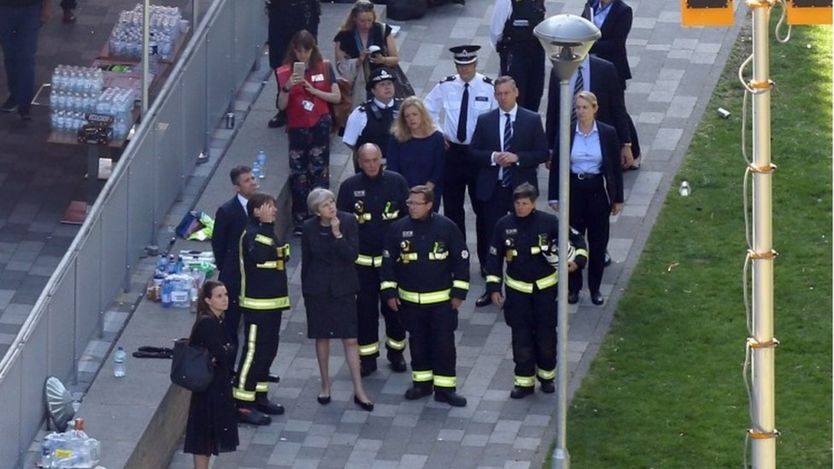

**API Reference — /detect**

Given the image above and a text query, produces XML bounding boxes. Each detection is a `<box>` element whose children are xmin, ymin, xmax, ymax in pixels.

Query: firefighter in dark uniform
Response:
<box><xmin>233</xmin><ymin>193</ymin><xmax>289</xmax><ymax>425</ymax></box>
<box><xmin>336</xmin><ymin>143</ymin><xmax>410</xmax><ymax>377</ymax></box>
<box><xmin>490</xmin><ymin>0</ymin><xmax>546</xmax><ymax>112</ymax></box>
<box><xmin>342</xmin><ymin>68</ymin><xmax>402</xmax><ymax>173</ymax></box>
<box><xmin>380</xmin><ymin>185</ymin><xmax>470</xmax><ymax>407</ymax></box>
<box><xmin>423</xmin><ymin>45</ymin><xmax>496</xmax><ymax>270</ymax></box>
<box><xmin>485</xmin><ymin>183</ymin><xmax>588</xmax><ymax>398</ymax></box>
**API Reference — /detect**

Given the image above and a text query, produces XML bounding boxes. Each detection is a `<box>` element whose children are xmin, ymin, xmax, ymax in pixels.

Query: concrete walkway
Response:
<box><xmin>147</xmin><ymin>0</ymin><xmax>741</xmax><ymax>467</ymax></box>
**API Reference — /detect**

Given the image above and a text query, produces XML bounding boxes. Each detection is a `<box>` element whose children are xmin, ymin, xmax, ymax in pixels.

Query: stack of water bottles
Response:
<box><xmin>252</xmin><ymin>150</ymin><xmax>268</xmax><ymax>181</ymax></box>
<box><xmin>40</xmin><ymin>418</ymin><xmax>101</xmax><ymax>468</ymax></box>
<box><xmin>49</xmin><ymin>66</ymin><xmax>103</xmax><ymax>135</ymax></box>
<box><xmin>155</xmin><ymin>253</ymin><xmax>204</xmax><ymax>310</ymax></box>
<box><xmin>95</xmin><ymin>87</ymin><xmax>137</xmax><ymax>140</ymax></box>
<box><xmin>108</xmin><ymin>4</ymin><xmax>187</xmax><ymax>61</ymax></box>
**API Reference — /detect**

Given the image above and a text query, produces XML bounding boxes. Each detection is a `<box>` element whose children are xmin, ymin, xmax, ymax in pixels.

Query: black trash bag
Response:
<box><xmin>387</xmin><ymin>0</ymin><xmax>428</xmax><ymax>20</ymax></box>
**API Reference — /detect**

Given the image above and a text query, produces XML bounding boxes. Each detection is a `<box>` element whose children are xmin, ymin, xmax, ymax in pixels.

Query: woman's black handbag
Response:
<box><xmin>170</xmin><ymin>338</ymin><xmax>214</xmax><ymax>392</ymax></box>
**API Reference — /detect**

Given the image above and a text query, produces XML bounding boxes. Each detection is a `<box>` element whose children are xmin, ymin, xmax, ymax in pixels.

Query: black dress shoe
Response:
<box><xmin>434</xmin><ymin>389</ymin><xmax>467</xmax><ymax>407</ymax></box>
<box><xmin>567</xmin><ymin>291</ymin><xmax>579</xmax><ymax>304</ymax></box>
<box><xmin>387</xmin><ymin>350</ymin><xmax>407</xmax><ymax>373</ymax></box>
<box><xmin>317</xmin><ymin>395</ymin><xmax>331</xmax><ymax>405</ymax></box>
<box><xmin>590</xmin><ymin>291</ymin><xmax>604</xmax><ymax>306</ymax></box>
<box><xmin>237</xmin><ymin>406</ymin><xmax>271</xmax><ymax>425</ymax></box>
<box><xmin>475</xmin><ymin>292</ymin><xmax>492</xmax><ymax>308</ymax></box>
<box><xmin>360</xmin><ymin>358</ymin><xmax>377</xmax><ymax>377</ymax></box>
<box><xmin>404</xmin><ymin>384</ymin><xmax>433</xmax><ymax>400</ymax></box>
<box><xmin>266</xmin><ymin>374</ymin><xmax>281</xmax><ymax>383</ymax></box>
<box><xmin>255</xmin><ymin>397</ymin><xmax>285</xmax><ymax>415</ymax></box>
<box><xmin>268</xmin><ymin>111</ymin><xmax>286</xmax><ymax>128</ymax></box>
<box><xmin>354</xmin><ymin>395</ymin><xmax>374</xmax><ymax>412</ymax></box>
<box><xmin>540</xmin><ymin>381</ymin><xmax>555</xmax><ymax>394</ymax></box>
<box><xmin>509</xmin><ymin>386</ymin><xmax>534</xmax><ymax>399</ymax></box>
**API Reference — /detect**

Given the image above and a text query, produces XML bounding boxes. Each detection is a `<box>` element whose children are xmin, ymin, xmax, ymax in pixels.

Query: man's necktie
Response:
<box><xmin>570</xmin><ymin>66</ymin><xmax>584</xmax><ymax>124</ymax></box>
<box><xmin>456</xmin><ymin>83</ymin><xmax>469</xmax><ymax>143</ymax></box>
<box><xmin>501</xmin><ymin>113</ymin><xmax>513</xmax><ymax>187</ymax></box>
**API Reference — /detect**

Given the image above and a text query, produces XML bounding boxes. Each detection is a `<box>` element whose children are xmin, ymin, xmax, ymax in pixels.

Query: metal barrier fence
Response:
<box><xmin>0</xmin><ymin>0</ymin><xmax>265</xmax><ymax>464</ymax></box>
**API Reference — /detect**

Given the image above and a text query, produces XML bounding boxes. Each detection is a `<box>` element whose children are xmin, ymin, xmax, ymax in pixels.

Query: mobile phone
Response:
<box><xmin>293</xmin><ymin>61</ymin><xmax>306</xmax><ymax>78</ymax></box>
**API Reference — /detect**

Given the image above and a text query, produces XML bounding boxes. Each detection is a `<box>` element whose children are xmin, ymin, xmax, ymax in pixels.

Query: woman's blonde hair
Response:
<box><xmin>391</xmin><ymin>97</ymin><xmax>436</xmax><ymax>143</ymax></box>
<box><xmin>339</xmin><ymin>0</ymin><xmax>376</xmax><ymax>32</ymax></box>
<box><xmin>574</xmin><ymin>90</ymin><xmax>599</xmax><ymax>111</ymax></box>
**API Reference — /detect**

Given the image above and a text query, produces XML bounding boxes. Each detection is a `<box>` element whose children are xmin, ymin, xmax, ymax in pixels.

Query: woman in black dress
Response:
<box><xmin>301</xmin><ymin>188</ymin><xmax>374</xmax><ymax>411</ymax></box>
<box><xmin>184</xmin><ymin>280</ymin><xmax>239</xmax><ymax>469</ymax></box>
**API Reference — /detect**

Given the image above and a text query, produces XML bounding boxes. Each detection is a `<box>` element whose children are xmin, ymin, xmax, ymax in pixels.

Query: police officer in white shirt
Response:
<box><xmin>423</xmin><ymin>45</ymin><xmax>496</xmax><ymax>276</ymax></box>
<box><xmin>343</xmin><ymin>67</ymin><xmax>402</xmax><ymax>172</ymax></box>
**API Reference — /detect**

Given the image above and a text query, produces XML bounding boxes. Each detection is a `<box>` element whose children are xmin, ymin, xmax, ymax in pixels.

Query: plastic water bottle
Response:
<box><xmin>256</xmin><ymin>150</ymin><xmax>267</xmax><ymax>178</ymax></box>
<box><xmin>155</xmin><ymin>254</ymin><xmax>168</xmax><ymax>277</ymax></box>
<box><xmin>167</xmin><ymin>253</ymin><xmax>177</xmax><ymax>274</ymax></box>
<box><xmin>113</xmin><ymin>346</ymin><xmax>126</xmax><ymax>378</ymax></box>
<box><xmin>679</xmin><ymin>180</ymin><xmax>691</xmax><ymax>197</ymax></box>
<box><xmin>161</xmin><ymin>277</ymin><xmax>173</xmax><ymax>308</ymax></box>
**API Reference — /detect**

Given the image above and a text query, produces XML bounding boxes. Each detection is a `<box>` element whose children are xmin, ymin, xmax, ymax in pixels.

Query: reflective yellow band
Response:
<box><xmin>255</xmin><ymin>234</ymin><xmax>274</xmax><ymax>246</ymax></box>
<box><xmin>356</xmin><ymin>254</ymin><xmax>383</xmax><ymax>267</ymax></box>
<box><xmin>531</xmin><ymin>246</ymin><xmax>542</xmax><ymax>254</ymax></box>
<box><xmin>240</xmin><ymin>296</ymin><xmax>290</xmax><ymax>310</ymax></box>
<box><xmin>398</xmin><ymin>288</ymin><xmax>451</xmax><ymax>304</ymax></box>
<box><xmin>280</xmin><ymin>243</ymin><xmax>291</xmax><ymax>257</ymax></box>
<box><xmin>433</xmin><ymin>375</ymin><xmax>456</xmax><ymax>388</ymax></box>
<box><xmin>359</xmin><ymin>342</ymin><xmax>379</xmax><ymax>356</ymax></box>
<box><xmin>358</xmin><ymin>213</ymin><xmax>372</xmax><ymax>221</ymax></box>
<box><xmin>386</xmin><ymin>338</ymin><xmax>407</xmax><ymax>350</ymax></box>
<box><xmin>256</xmin><ymin>261</ymin><xmax>278</xmax><ymax>269</ymax></box>
<box><xmin>535</xmin><ymin>272</ymin><xmax>558</xmax><ymax>290</ymax></box>
<box><xmin>537</xmin><ymin>368</ymin><xmax>556</xmax><ymax>380</ymax></box>
<box><xmin>381</xmin><ymin>210</ymin><xmax>399</xmax><ymax>220</ymax></box>
<box><xmin>233</xmin><ymin>324</ymin><xmax>258</xmax><ymax>402</ymax></box>
<box><xmin>428</xmin><ymin>252</ymin><xmax>449</xmax><ymax>260</ymax></box>
<box><xmin>452</xmin><ymin>280</ymin><xmax>470</xmax><ymax>290</ymax></box>
<box><xmin>380</xmin><ymin>281</ymin><xmax>398</xmax><ymax>290</ymax></box>
<box><xmin>514</xmin><ymin>375</ymin><xmax>536</xmax><ymax>387</ymax></box>
<box><xmin>504</xmin><ymin>275</ymin><xmax>534</xmax><ymax>294</ymax></box>
<box><xmin>575</xmin><ymin>248</ymin><xmax>588</xmax><ymax>258</ymax></box>
<box><xmin>412</xmin><ymin>370</ymin><xmax>433</xmax><ymax>382</ymax></box>
<box><xmin>402</xmin><ymin>253</ymin><xmax>418</xmax><ymax>261</ymax></box>
<box><xmin>256</xmin><ymin>382</ymin><xmax>269</xmax><ymax>392</ymax></box>
<box><xmin>504</xmin><ymin>272</ymin><xmax>558</xmax><ymax>294</ymax></box>
<box><xmin>233</xmin><ymin>388</ymin><xmax>256</xmax><ymax>401</ymax></box>
<box><xmin>486</xmin><ymin>275</ymin><xmax>502</xmax><ymax>284</ymax></box>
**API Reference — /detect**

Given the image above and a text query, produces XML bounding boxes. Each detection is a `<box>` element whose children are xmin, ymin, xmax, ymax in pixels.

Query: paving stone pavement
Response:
<box><xmin>0</xmin><ymin>0</ymin><xmax>211</xmax><ymax>358</ymax></box>
<box><xmin>158</xmin><ymin>1</ymin><xmax>744</xmax><ymax>468</ymax></box>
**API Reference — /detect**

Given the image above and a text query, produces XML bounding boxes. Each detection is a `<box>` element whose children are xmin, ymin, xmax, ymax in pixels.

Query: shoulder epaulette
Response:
<box><xmin>482</xmin><ymin>76</ymin><xmax>494</xmax><ymax>85</ymax></box>
<box><xmin>440</xmin><ymin>75</ymin><xmax>456</xmax><ymax>84</ymax></box>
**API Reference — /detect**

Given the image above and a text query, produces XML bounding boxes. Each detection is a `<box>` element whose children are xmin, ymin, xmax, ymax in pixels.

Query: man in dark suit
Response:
<box><xmin>211</xmin><ymin>166</ymin><xmax>258</xmax><ymax>353</ymax></box>
<box><xmin>545</xmin><ymin>55</ymin><xmax>635</xmax><ymax>169</ymax></box>
<box><xmin>583</xmin><ymin>0</ymin><xmax>632</xmax><ymax>88</ymax></box>
<box><xmin>470</xmin><ymin>76</ymin><xmax>549</xmax><ymax>307</ymax></box>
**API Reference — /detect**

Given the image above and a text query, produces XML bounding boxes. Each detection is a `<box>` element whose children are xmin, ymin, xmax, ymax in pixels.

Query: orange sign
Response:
<box><xmin>786</xmin><ymin>0</ymin><xmax>832</xmax><ymax>25</ymax></box>
<box><xmin>680</xmin><ymin>0</ymin><xmax>735</xmax><ymax>27</ymax></box>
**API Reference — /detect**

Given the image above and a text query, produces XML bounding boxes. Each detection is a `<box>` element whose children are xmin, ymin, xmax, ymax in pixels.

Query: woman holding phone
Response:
<box><xmin>276</xmin><ymin>30</ymin><xmax>342</xmax><ymax>236</ymax></box>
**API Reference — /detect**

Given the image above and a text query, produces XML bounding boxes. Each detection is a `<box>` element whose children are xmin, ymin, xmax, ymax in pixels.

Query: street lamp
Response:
<box><xmin>533</xmin><ymin>14</ymin><xmax>600</xmax><ymax>469</ymax></box>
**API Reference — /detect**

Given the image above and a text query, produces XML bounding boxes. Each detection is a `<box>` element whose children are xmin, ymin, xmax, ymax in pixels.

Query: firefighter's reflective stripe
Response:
<box><xmin>356</xmin><ymin>254</ymin><xmax>383</xmax><ymax>267</ymax></box>
<box><xmin>486</xmin><ymin>275</ymin><xmax>502</xmax><ymax>284</ymax></box>
<box><xmin>504</xmin><ymin>272</ymin><xmax>558</xmax><ymax>294</ymax></box>
<box><xmin>452</xmin><ymin>280</ymin><xmax>470</xmax><ymax>291</ymax></box>
<box><xmin>428</xmin><ymin>251</ymin><xmax>449</xmax><ymax>260</ymax></box>
<box><xmin>412</xmin><ymin>370</ymin><xmax>433</xmax><ymax>382</ymax></box>
<box><xmin>514</xmin><ymin>375</ymin><xmax>536</xmax><ymax>387</ymax></box>
<box><xmin>233</xmin><ymin>325</ymin><xmax>258</xmax><ymax>402</ymax></box>
<box><xmin>386</xmin><ymin>337</ymin><xmax>407</xmax><ymax>351</ymax></box>
<box><xmin>256</xmin><ymin>261</ymin><xmax>279</xmax><ymax>269</ymax></box>
<box><xmin>433</xmin><ymin>375</ymin><xmax>456</xmax><ymax>388</ymax></box>
<box><xmin>240</xmin><ymin>296</ymin><xmax>290</xmax><ymax>310</ymax></box>
<box><xmin>401</xmin><ymin>253</ymin><xmax>418</xmax><ymax>261</ymax></box>
<box><xmin>397</xmin><ymin>288</ymin><xmax>451</xmax><ymax>304</ymax></box>
<box><xmin>537</xmin><ymin>367</ymin><xmax>556</xmax><ymax>381</ymax></box>
<box><xmin>256</xmin><ymin>382</ymin><xmax>269</xmax><ymax>392</ymax></box>
<box><xmin>530</xmin><ymin>246</ymin><xmax>542</xmax><ymax>254</ymax></box>
<box><xmin>575</xmin><ymin>248</ymin><xmax>589</xmax><ymax>258</ymax></box>
<box><xmin>359</xmin><ymin>342</ymin><xmax>379</xmax><ymax>357</ymax></box>
<box><xmin>255</xmin><ymin>234</ymin><xmax>274</xmax><ymax>246</ymax></box>
<box><xmin>380</xmin><ymin>281</ymin><xmax>398</xmax><ymax>291</ymax></box>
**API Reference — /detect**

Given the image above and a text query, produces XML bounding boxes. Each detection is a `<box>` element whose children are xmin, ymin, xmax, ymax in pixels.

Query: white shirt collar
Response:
<box><xmin>373</xmin><ymin>98</ymin><xmax>395</xmax><ymax>109</ymax></box>
<box><xmin>574</xmin><ymin>120</ymin><xmax>599</xmax><ymax>137</ymax></box>
<box><xmin>237</xmin><ymin>194</ymin><xmax>248</xmax><ymax>211</ymax></box>
<box><xmin>500</xmin><ymin>104</ymin><xmax>518</xmax><ymax>120</ymax></box>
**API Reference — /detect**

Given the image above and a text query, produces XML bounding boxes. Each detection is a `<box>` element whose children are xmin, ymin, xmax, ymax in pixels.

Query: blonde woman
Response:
<box><xmin>386</xmin><ymin>97</ymin><xmax>445</xmax><ymax>211</ymax></box>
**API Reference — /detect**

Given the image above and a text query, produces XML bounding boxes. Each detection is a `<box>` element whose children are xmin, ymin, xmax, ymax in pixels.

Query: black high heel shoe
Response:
<box><xmin>353</xmin><ymin>395</ymin><xmax>374</xmax><ymax>412</ymax></box>
<box><xmin>317</xmin><ymin>394</ymin><xmax>331</xmax><ymax>405</ymax></box>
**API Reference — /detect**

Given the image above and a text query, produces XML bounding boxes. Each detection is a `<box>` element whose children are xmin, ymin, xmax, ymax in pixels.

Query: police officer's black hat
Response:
<box><xmin>449</xmin><ymin>45</ymin><xmax>480</xmax><ymax>65</ymax></box>
<box><xmin>366</xmin><ymin>67</ymin><xmax>397</xmax><ymax>92</ymax></box>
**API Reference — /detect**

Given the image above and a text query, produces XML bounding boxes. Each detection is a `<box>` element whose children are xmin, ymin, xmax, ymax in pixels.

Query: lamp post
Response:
<box><xmin>533</xmin><ymin>15</ymin><xmax>600</xmax><ymax>469</ymax></box>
